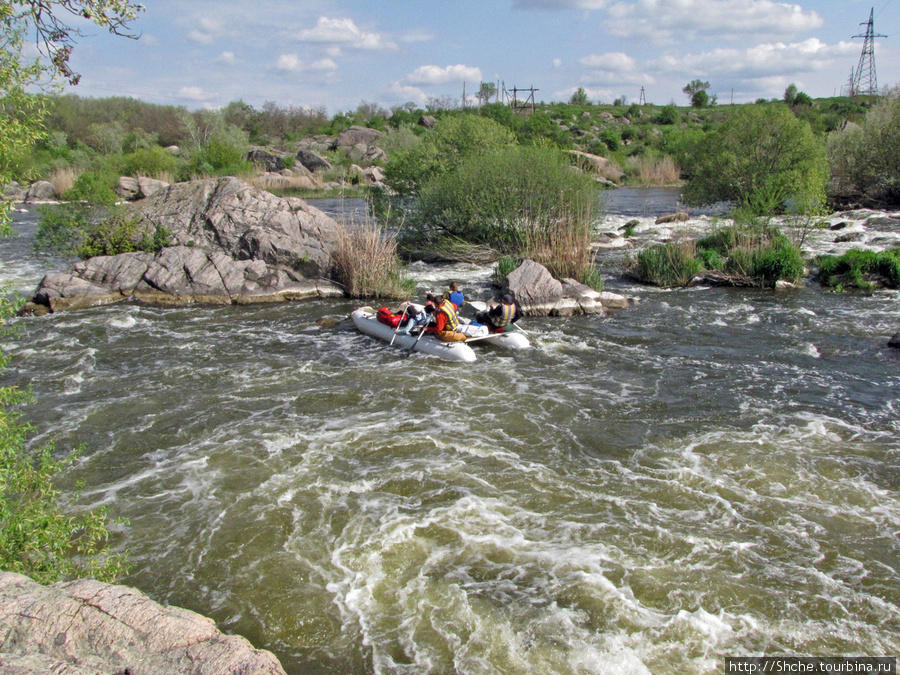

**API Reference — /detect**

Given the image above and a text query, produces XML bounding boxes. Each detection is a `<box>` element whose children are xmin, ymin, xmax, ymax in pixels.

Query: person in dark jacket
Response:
<box><xmin>476</xmin><ymin>294</ymin><xmax>522</xmax><ymax>333</ymax></box>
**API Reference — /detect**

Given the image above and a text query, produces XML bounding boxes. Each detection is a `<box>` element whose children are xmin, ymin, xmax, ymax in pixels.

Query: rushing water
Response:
<box><xmin>1</xmin><ymin>191</ymin><xmax>899</xmax><ymax>674</ymax></box>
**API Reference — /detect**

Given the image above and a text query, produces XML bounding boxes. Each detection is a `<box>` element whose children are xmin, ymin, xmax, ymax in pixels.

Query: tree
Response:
<box><xmin>8</xmin><ymin>0</ymin><xmax>143</xmax><ymax>85</ymax></box>
<box><xmin>569</xmin><ymin>87</ymin><xmax>590</xmax><ymax>106</ymax></box>
<box><xmin>1</xmin><ymin>0</ymin><xmax>140</xmax><ymax>583</ymax></box>
<box><xmin>683</xmin><ymin>104</ymin><xmax>828</xmax><ymax>215</ymax></box>
<box><xmin>477</xmin><ymin>82</ymin><xmax>497</xmax><ymax>106</ymax></box>
<box><xmin>784</xmin><ymin>83</ymin><xmax>799</xmax><ymax>105</ymax></box>
<box><xmin>828</xmin><ymin>87</ymin><xmax>900</xmax><ymax>206</ymax></box>
<box><xmin>683</xmin><ymin>79</ymin><xmax>711</xmax><ymax>108</ymax></box>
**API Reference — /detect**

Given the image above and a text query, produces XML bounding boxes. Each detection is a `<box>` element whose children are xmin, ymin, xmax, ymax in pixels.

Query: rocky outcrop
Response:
<box><xmin>0</xmin><ymin>571</ymin><xmax>286</xmax><ymax>675</ymax></box>
<box><xmin>129</xmin><ymin>176</ymin><xmax>339</xmax><ymax>274</ymax></box>
<box><xmin>23</xmin><ymin>181</ymin><xmax>56</xmax><ymax>203</ymax></box>
<box><xmin>116</xmin><ymin>176</ymin><xmax>169</xmax><ymax>201</ymax></box>
<box><xmin>296</xmin><ymin>149</ymin><xmax>333</xmax><ymax>173</ymax></box>
<box><xmin>889</xmin><ymin>332</ymin><xmax>900</xmax><ymax>349</ymax></box>
<box><xmin>25</xmin><ymin>177</ymin><xmax>345</xmax><ymax>312</ymax></box>
<box><xmin>502</xmin><ymin>259</ymin><xmax>628</xmax><ymax>316</ymax></box>
<box><xmin>28</xmin><ymin>245</ymin><xmax>344</xmax><ymax>313</ymax></box>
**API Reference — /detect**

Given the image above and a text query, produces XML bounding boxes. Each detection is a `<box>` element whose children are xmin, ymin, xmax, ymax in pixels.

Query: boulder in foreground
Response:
<box><xmin>0</xmin><ymin>571</ymin><xmax>286</xmax><ymax>675</ymax></box>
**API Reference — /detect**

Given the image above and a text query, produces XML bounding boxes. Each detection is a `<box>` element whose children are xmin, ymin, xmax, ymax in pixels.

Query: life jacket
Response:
<box><xmin>494</xmin><ymin>303</ymin><xmax>516</xmax><ymax>328</ymax></box>
<box><xmin>439</xmin><ymin>299</ymin><xmax>460</xmax><ymax>330</ymax></box>
<box><xmin>376</xmin><ymin>307</ymin><xmax>402</xmax><ymax>328</ymax></box>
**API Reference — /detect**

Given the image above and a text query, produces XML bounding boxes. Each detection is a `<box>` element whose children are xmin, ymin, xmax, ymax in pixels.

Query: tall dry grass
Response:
<box><xmin>624</xmin><ymin>155</ymin><xmax>681</xmax><ymax>186</ymax></box>
<box><xmin>48</xmin><ymin>166</ymin><xmax>79</xmax><ymax>197</ymax></box>
<box><xmin>519</xmin><ymin>201</ymin><xmax>603</xmax><ymax>289</ymax></box>
<box><xmin>331</xmin><ymin>216</ymin><xmax>413</xmax><ymax>300</ymax></box>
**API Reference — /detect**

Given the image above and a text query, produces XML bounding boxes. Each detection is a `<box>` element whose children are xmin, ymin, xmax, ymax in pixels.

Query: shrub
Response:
<box><xmin>828</xmin><ymin>88</ymin><xmax>900</xmax><ymax>207</ymax></box>
<box><xmin>631</xmin><ymin>240</ymin><xmax>702</xmax><ymax>287</ymax></box>
<box><xmin>407</xmin><ymin>145</ymin><xmax>598</xmax><ymax>257</ymax></box>
<box><xmin>816</xmin><ymin>248</ymin><xmax>900</xmax><ymax>289</ymax></box>
<box><xmin>0</xmin><ymin>294</ymin><xmax>127</xmax><ymax>584</ymax></box>
<box><xmin>121</xmin><ymin>146</ymin><xmax>180</xmax><ymax>177</ymax></box>
<box><xmin>683</xmin><ymin>104</ymin><xmax>828</xmax><ymax>215</ymax></box>
<box><xmin>331</xmin><ymin>218</ymin><xmax>414</xmax><ymax>299</ymax></box>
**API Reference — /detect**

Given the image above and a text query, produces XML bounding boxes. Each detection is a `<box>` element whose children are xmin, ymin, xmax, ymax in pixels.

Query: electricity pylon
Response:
<box><xmin>850</xmin><ymin>8</ymin><xmax>886</xmax><ymax>96</ymax></box>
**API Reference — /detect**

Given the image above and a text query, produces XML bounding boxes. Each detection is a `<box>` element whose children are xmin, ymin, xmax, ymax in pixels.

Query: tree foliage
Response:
<box><xmin>0</xmin><ymin>0</ymin><xmax>139</xmax><ymax>584</ymax></box>
<box><xmin>827</xmin><ymin>88</ymin><xmax>900</xmax><ymax>207</ymax></box>
<box><xmin>683</xmin><ymin>104</ymin><xmax>828</xmax><ymax>215</ymax></box>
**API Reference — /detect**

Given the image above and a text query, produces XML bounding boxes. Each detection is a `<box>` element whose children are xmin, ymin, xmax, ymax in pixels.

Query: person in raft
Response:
<box><xmin>448</xmin><ymin>281</ymin><xmax>464</xmax><ymax>309</ymax></box>
<box><xmin>476</xmin><ymin>294</ymin><xmax>522</xmax><ymax>333</ymax></box>
<box><xmin>425</xmin><ymin>294</ymin><xmax>467</xmax><ymax>341</ymax></box>
<box><xmin>396</xmin><ymin>303</ymin><xmax>431</xmax><ymax>335</ymax></box>
<box><xmin>426</xmin><ymin>282</ymin><xmax>464</xmax><ymax>310</ymax></box>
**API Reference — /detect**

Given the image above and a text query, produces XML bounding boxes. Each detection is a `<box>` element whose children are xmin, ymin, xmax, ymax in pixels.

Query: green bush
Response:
<box><xmin>683</xmin><ymin>104</ymin><xmax>828</xmax><ymax>215</ymax></box>
<box><xmin>408</xmin><ymin>144</ymin><xmax>597</xmax><ymax>253</ymax></box>
<box><xmin>0</xmin><ymin>296</ymin><xmax>127</xmax><ymax>585</ymax></box>
<box><xmin>36</xmin><ymin>170</ymin><xmax>170</xmax><ymax>258</ymax></box>
<box><xmin>121</xmin><ymin>146</ymin><xmax>180</xmax><ymax>177</ymax></box>
<box><xmin>828</xmin><ymin>89</ymin><xmax>900</xmax><ymax>207</ymax></box>
<box><xmin>632</xmin><ymin>241</ymin><xmax>702</xmax><ymax>287</ymax></box>
<box><xmin>816</xmin><ymin>248</ymin><xmax>900</xmax><ymax>289</ymax></box>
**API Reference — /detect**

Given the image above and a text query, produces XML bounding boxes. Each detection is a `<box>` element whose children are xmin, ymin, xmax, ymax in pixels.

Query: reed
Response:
<box><xmin>519</xmin><ymin>200</ymin><xmax>603</xmax><ymax>289</ymax></box>
<box><xmin>630</xmin><ymin>239</ymin><xmax>702</xmax><ymax>287</ymax></box>
<box><xmin>624</xmin><ymin>155</ymin><xmax>681</xmax><ymax>186</ymax></box>
<box><xmin>48</xmin><ymin>166</ymin><xmax>79</xmax><ymax>198</ymax></box>
<box><xmin>331</xmin><ymin>215</ymin><xmax>413</xmax><ymax>299</ymax></box>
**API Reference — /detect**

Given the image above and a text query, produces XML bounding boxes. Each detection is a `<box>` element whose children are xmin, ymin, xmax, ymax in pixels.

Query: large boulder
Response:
<box><xmin>331</xmin><ymin>125</ymin><xmax>383</xmax><ymax>153</ymax></box>
<box><xmin>116</xmin><ymin>176</ymin><xmax>170</xmax><ymax>201</ymax></box>
<box><xmin>29</xmin><ymin>246</ymin><xmax>344</xmax><ymax>312</ymax></box>
<box><xmin>23</xmin><ymin>181</ymin><xmax>56</xmax><ymax>203</ymax></box>
<box><xmin>296</xmin><ymin>149</ymin><xmax>333</xmax><ymax>173</ymax></box>
<box><xmin>0</xmin><ymin>571</ymin><xmax>286</xmax><ymax>675</ymax></box>
<box><xmin>501</xmin><ymin>260</ymin><xmax>629</xmax><ymax>316</ymax></box>
<box><xmin>128</xmin><ymin>176</ymin><xmax>339</xmax><ymax>275</ymax></box>
<box><xmin>25</xmin><ymin>177</ymin><xmax>346</xmax><ymax>312</ymax></box>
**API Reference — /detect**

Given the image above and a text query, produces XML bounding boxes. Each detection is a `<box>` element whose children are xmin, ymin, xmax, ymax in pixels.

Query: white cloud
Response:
<box><xmin>276</xmin><ymin>54</ymin><xmax>340</xmax><ymax>73</ymax></box>
<box><xmin>217</xmin><ymin>51</ymin><xmax>237</xmax><ymax>65</ymax></box>
<box><xmin>178</xmin><ymin>86</ymin><xmax>210</xmax><ymax>101</ymax></box>
<box><xmin>187</xmin><ymin>29</ymin><xmax>215</xmax><ymax>45</ymax></box>
<box><xmin>655</xmin><ymin>38</ymin><xmax>856</xmax><ymax>78</ymax></box>
<box><xmin>513</xmin><ymin>0</ymin><xmax>610</xmax><ymax>9</ymax></box>
<box><xmin>297</xmin><ymin>16</ymin><xmax>398</xmax><ymax>50</ymax></box>
<box><xmin>405</xmin><ymin>64</ymin><xmax>483</xmax><ymax>85</ymax></box>
<box><xmin>387</xmin><ymin>81</ymin><xmax>428</xmax><ymax>104</ymax></box>
<box><xmin>606</xmin><ymin>0</ymin><xmax>823</xmax><ymax>42</ymax></box>
<box><xmin>579</xmin><ymin>51</ymin><xmax>654</xmax><ymax>86</ymax></box>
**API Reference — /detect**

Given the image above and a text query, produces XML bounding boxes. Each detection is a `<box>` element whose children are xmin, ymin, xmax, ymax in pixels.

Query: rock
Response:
<box><xmin>3</xmin><ymin>181</ymin><xmax>23</xmax><ymax>200</ymax></box>
<box><xmin>28</xmin><ymin>177</ymin><xmax>347</xmax><ymax>311</ymax></box>
<box><xmin>31</xmin><ymin>247</ymin><xmax>344</xmax><ymax>312</ymax></box>
<box><xmin>503</xmin><ymin>260</ymin><xmax>562</xmax><ymax>315</ymax></box>
<box><xmin>129</xmin><ymin>176</ymin><xmax>339</xmax><ymax>275</ymax></box>
<box><xmin>418</xmin><ymin>115</ymin><xmax>436</xmax><ymax>129</ymax></box>
<box><xmin>296</xmin><ymin>149</ymin><xmax>332</xmax><ymax>173</ymax></box>
<box><xmin>245</xmin><ymin>147</ymin><xmax>283</xmax><ymax>173</ymax></box>
<box><xmin>116</xmin><ymin>176</ymin><xmax>169</xmax><ymax>201</ymax></box>
<box><xmin>332</xmin><ymin>126</ymin><xmax>383</xmax><ymax>153</ymax></box>
<box><xmin>23</xmin><ymin>181</ymin><xmax>56</xmax><ymax>203</ymax></box>
<box><xmin>362</xmin><ymin>166</ymin><xmax>386</xmax><ymax>185</ymax></box>
<box><xmin>655</xmin><ymin>212</ymin><xmax>689</xmax><ymax>224</ymax></box>
<box><xmin>164</xmin><ymin>145</ymin><xmax>180</xmax><ymax>155</ymax></box>
<box><xmin>0</xmin><ymin>571</ymin><xmax>286</xmax><ymax>675</ymax></box>
<box><xmin>889</xmin><ymin>332</ymin><xmax>900</xmax><ymax>349</ymax></box>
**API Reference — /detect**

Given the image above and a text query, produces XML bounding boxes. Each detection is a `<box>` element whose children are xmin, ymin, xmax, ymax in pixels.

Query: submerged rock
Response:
<box><xmin>0</xmin><ymin>571</ymin><xmax>286</xmax><ymax>674</ymax></box>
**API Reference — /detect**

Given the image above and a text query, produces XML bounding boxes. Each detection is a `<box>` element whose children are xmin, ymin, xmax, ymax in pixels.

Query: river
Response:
<box><xmin>1</xmin><ymin>189</ymin><xmax>898</xmax><ymax>674</ymax></box>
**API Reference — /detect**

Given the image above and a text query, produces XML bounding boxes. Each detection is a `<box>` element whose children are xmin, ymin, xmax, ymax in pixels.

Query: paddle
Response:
<box><xmin>389</xmin><ymin>305</ymin><xmax>410</xmax><ymax>346</ymax></box>
<box><xmin>406</xmin><ymin>312</ymin><xmax>433</xmax><ymax>354</ymax></box>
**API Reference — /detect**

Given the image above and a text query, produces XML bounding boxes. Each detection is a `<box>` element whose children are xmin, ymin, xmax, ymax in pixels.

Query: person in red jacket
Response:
<box><xmin>425</xmin><ymin>294</ymin><xmax>466</xmax><ymax>341</ymax></box>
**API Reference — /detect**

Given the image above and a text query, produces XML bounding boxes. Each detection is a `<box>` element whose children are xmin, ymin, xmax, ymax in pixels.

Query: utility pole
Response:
<box><xmin>850</xmin><ymin>8</ymin><xmax>886</xmax><ymax>96</ymax></box>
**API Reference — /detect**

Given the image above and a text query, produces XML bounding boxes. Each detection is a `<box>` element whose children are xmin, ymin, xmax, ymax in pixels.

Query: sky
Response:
<box><xmin>56</xmin><ymin>0</ymin><xmax>899</xmax><ymax>115</ymax></box>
